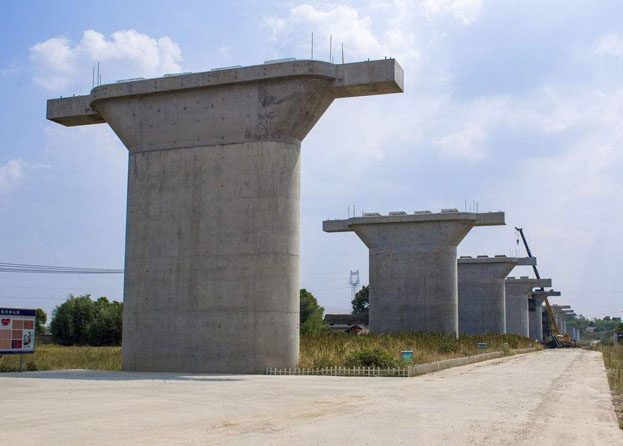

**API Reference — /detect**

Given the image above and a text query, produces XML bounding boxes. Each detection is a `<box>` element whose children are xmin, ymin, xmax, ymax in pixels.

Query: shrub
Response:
<box><xmin>344</xmin><ymin>348</ymin><xmax>400</xmax><ymax>368</ymax></box>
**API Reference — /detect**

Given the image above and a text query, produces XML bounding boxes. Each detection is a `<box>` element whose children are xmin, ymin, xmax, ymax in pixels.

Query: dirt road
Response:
<box><xmin>1</xmin><ymin>349</ymin><xmax>620</xmax><ymax>445</ymax></box>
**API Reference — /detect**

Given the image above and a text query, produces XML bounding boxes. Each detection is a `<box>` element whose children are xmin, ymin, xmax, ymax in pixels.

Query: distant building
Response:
<box><xmin>324</xmin><ymin>313</ymin><xmax>369</xmax><ymax>334</ymax></box>
<box><xmin>612</xmin><ymin>332</ymin><xmax>623</xmax><ymax>345</ymax></box>
<box><xmin>586</xmin><ymin>327</ymin><xmax>596</xmax><ymax>333</ymax></box>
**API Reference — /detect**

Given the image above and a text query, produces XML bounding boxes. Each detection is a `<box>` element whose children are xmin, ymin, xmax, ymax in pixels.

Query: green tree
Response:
<box><xmin>35</xmin><ymin>308</ymin><xmax>47</xmax><ymax>335</ymax></box>
<box><xmin>299</xmin><ymin>289</ymin><xmax>328</xmax><ymax>335</ymax></box>
<box><xmin>351</xmin><ymin>285</ymin><xmax>369</xmax><ymax>313</ymax></box>
<box><xmin>50</xmin><ymin>294</ymin><xmax>123</xmax><ymax>346</ymax></box>
<box><xmin>88</xmin><ymin>298</ymin><xmax>123</xmax><ymax>346</ymax></box>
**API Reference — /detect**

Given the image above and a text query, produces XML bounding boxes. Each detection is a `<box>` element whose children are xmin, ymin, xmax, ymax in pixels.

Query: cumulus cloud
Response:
<box><xmin>0</xmin><ymin>159</ymin><xmax>24</xmax><ymax>194</ymax></box>
<box><xmin>594</xmin><ymin>33</ymin><xmax>623</xmax><ymax>58</ymax></box>
<box><xmin>30</xmin><ymin>29</ymin><xmax>182</xmax><ymax>92</ymax></box>
<box><xmin>265</xmin><ymin>4</ymin><xmax>385</xmax><ymax>60</ymax></box>
<box><xmin>420</xmin><ymin>0</ymin><xmax>485</xmax><ymax>25</ymax></box>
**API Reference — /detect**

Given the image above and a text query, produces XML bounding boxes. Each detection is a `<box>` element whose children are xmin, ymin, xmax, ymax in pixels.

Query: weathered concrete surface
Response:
<box><xmin>505</xmin><ymin>277</ymin><xmax>551</xmax><ymax>337</ymax></box>
<box><xmin>529</xmin><ymin>290</ymin><xmax>561</xmax><ymax>341</ymax></box>
<box><xmin>324</xmin><ymin>211</ymin><xmax>505</xmax><ymax>335</ymax></box>
<box><xmin>457</xmin><ymin>255</ymin><xmax>535</xmax><ymax>335</ymax></box>
<box><xmin>47</xmin><ymin>59</ymin><xmax>403</xmax><ymax>373</ymax></box>
<box><xmin>1</xmin><ymin>350</ymin><xmax>620</xmax><ymax>445</ymax></box>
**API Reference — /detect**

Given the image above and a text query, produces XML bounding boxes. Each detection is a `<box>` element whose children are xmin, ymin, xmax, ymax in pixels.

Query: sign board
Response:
<box><xmin>401</xmin><ymin>350</ymin><xmax>413</xmax><ymax>362</ymax></box>
<box><xmin>477</xmin><ymin>343</ymin><xmax>487</xmax><ymax>349</ymax></box>
<box><xmin>0</xmin><ymin>308</ymin><xmax>36</xmax><ymax>355</ymax></box>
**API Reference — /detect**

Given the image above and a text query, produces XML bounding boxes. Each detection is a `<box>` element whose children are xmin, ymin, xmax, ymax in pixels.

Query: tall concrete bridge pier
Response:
<box><xmin>505</xmin><ymin>277</ymin><xmax>552</xmax><ymax>337</ymax></box>
<box><xmin>323</xmin><ymin>210</ymin><xmax>505</xmax><ymax>335</ymax></box>
<box><xmin>457</xmin><ymin>255</ymin><xmax>535</xmax><ymax>335</ymax></box>
<box><xmin>562</xmin><ymin>308</ymin><xmax>575</xmax><ymax>335</ymax></box>
<box><xmin>47</xmin><ymin>59</ymin><xmax>404</xmax><ymax>373</ymax></box>
<box><xmin>552</xmin><ymin>305</ymin><xmax>571</xmax><ymax>335</ymax></box>
<box><xmin>529</xmin><ymin>289</ymin><xmax>560</xmax><ymax>341</ymax></box>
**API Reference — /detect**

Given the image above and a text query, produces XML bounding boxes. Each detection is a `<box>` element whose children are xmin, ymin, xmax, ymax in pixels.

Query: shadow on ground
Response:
<box><xmin>0</xmin><ymin>369</ymin><xmax>247</xmax><ymax>382</ymax></box>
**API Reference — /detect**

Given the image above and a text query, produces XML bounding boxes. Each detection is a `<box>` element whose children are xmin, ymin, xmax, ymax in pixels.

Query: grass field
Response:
<box><xmin>0</xmin><ymin>333</ymin><xmax>539</xmax><ymax>373</ymax></box>
<box><xmin>0</xmin><ymin>345</ymin><xmax>121</xmax><ymax>373</ymax></box>
<box><xmin>600</xmin><ymin>345</ymin><xmax>623</xmax><ymax>429</ymax></box>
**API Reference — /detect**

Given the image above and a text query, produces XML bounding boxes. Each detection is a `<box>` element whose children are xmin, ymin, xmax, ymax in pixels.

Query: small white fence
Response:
<box><xmin>266</xmin><ymin>348</ymin><xmax>537</xmax><ymax>378</ymax></box>
<box><xmin>266</xmin><ymin>366</ymin><xmax>410</xmax><ymax>377</ymax></box>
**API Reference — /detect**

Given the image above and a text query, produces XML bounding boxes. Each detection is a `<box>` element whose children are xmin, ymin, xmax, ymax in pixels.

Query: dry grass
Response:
<box><xmin>600</xmin><ymin>345</ymin><xmax>623</xmax><ymax>429</ymax></box>
<box><xmin>0</xmin><ymin>345</ymin><xmax>121</xmax><ymax>372</ymax></box>
<box><xmin>299</xmin><ymin>332</ymin><xmax>540</xmax><ymax>368</ymax></box>
<box><xmin>0</xmin><ymin>334</ymin><xmax>540</xmax><ymax>374</ymax></box>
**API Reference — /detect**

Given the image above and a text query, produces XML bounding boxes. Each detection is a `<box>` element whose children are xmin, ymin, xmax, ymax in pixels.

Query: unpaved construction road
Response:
<box><xmin>1</xmin><ymin>349</ymin><xmax>621</xmax><ymax>445</ymax></box>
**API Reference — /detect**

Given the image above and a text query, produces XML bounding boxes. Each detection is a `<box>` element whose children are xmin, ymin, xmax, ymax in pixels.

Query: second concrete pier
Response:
<box><xmin>505</xmin><ymin>277</ymin><xmax>552</xmax><ymax>337</ymax></box>
<box><xmin>458</xmin><ymin>255</ymin><xmax>536</xmax><ymax>335</ymax></box>
<box><xmin>323</xmin><ymin>210</ymin><xmax>505</xmax><ymax>335</ymax></box>
<box><xmin>529</xmin><ymin>290</ymin><xmax>560</xmax><ymax>341</ymax></box>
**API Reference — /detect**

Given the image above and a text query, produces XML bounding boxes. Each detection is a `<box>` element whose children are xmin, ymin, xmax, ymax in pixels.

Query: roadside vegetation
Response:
<box><xmin>600</xmin><ymin>345</ymin><xmax>623</xmax><ymax>429</ymax></box>
<box><xmin>0</xmin><ymin>289</ymin><xmax>538</xmax><ymax>373</ymax></box>
<box><xmin>0</xmin><ymin>345</ymin><xmax>121</xmax><ymax>372</ymax></box>
<box><xmin>299</xmin><ymin>332</ymin><xmax>539</xmax><ymax>368</ymax></box>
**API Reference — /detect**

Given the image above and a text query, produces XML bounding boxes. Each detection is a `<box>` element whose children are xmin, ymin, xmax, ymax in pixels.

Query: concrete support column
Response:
<box><xmin>528</xmin><ymin>298</ymin><xmax>542</xmax><ymax>341</ymax></box>
<box><xmin>529</xmin><ymin>290</ymin><xmax>560</xmax><ymax>341</ymax></box>
<box><xmin>505</xmin><ymin>277</ymin><xmax>551</xmax><ymax>337</ymax></box>
<box><xmin>324</xmin><ymin>210</ymin><xmax>505</xmax><ymax>335</ymax></box>
<box><xmin>457</xmin><ymin>255</ymin><xmax>535</xmax><ymax>335</ymax></box>
<box><xmin>47</xmin><ymin>59</ymin><xmax>404</xmax><ymax>373</ymax></box>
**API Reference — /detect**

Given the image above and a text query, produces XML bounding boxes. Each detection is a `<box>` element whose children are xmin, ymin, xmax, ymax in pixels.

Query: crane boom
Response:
<box><xmin>515</xmin><ymin>227</ymin><xmax>561</xmax><ymax>346</ymax></box>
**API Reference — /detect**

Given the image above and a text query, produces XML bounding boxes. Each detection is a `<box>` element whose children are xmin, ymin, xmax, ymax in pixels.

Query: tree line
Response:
<box><xmin>42</xmin><ymin>285</ymin><xmax>371</xmax><ymax>346</ymax></box>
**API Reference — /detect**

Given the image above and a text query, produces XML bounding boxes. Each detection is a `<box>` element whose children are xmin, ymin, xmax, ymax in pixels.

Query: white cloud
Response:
<box><xmin>30</xmin><ymin>29</ymin><xmax>182</xmax><ymax>92</ymax></box>
<box><xmin>594</xmin><ymin>33</ymin><xmax>623</xmax><ymax>58</ymax></box>
<box><xmin>0</xmin><ymin>159</ymin><xmax>24</xmax><ymax>194</ymax></box>
<box><xmin>420</xmin><ymin>0</ymin><xmax>485</xmax><ymax>25</ymax></box>
<box><xmin>265</xmin><ymin>4</ymin><xmax>385</xmax><ymax>61</ymax></box>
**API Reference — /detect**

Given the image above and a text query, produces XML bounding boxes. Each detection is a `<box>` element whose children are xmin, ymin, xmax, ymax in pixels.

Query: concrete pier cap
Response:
<box><xmin>529</xmin><ymin>289</ymin><xmax>560</xmax><ymax>341</ymax></box>
<box><xmin>47</xmin><ymin>58</ymin><xmax>404</xmax><ymax>373</ymax></box>
<box><xmin>505</xmin><ymin>276</ymin><xmax>552</xmax><ymax>337</ymax></box>
<box><xmin>323</xmin><ymin>209</ymin><xmax>505</xmax><ymax>335</ymax></box>
<box><xmin>457</xmin><ymin>255</ymin><xmax>536</xmax><ymax>335</ymax></box>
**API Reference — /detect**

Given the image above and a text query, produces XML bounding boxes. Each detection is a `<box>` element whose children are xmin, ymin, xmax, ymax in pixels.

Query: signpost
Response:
<box><xmin>0</xmin><ymin>308</ymin><xmax>37</xmax><ymax>372</ymax></box>
<box><xmin>401</xmin><ymin>351</ymin><xmax>414</xmax><ymax>363</ymax></box>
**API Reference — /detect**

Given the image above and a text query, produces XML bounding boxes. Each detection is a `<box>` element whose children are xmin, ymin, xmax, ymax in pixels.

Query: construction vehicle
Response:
<box><xmin>515</xmin><ymin>227</ymin><xmax>573</xmax><ymax>348</ymax></box>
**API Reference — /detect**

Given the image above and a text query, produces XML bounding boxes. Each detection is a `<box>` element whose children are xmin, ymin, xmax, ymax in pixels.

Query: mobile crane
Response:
<box><xmin>515</xmin><ymin>227</ymin><xmax>572</xmax><ymax>348</ymax></box>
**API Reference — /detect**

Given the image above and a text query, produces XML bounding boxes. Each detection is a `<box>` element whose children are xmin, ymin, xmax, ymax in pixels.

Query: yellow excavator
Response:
<box><xmin>515</xmin><ymin>228</ymin><xmax>572</xmax><ymax>348</ymax></box>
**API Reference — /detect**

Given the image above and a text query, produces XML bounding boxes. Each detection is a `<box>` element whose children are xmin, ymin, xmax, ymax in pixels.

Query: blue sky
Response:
<box><xmin>1</xmin><ymin>0</ymin><xmax>622</xmax><ymax>320</ymax></box>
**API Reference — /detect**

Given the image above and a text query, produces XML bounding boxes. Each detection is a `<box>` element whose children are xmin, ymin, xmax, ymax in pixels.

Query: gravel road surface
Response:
<box><xmin>1</xmin><ymin>349</ymin><xmax>621</xmax><ymax>445</ymax></box>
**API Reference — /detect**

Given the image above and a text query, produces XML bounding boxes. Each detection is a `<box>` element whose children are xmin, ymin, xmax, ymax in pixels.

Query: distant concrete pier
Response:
<box><xmin>458</xmin><ymin>255</ymin><xmax>535</xmax><ymax>335</ymax></box>
<box><xmin>505</xmin><ymin>277</ymin><xmax>552</xmax><ymax>337</ymax></box>
<box><xmin>529</xmin><ymin>289</ymin><xmax>560</xmax><ymax>341</ymax></box>
<box><xmin>47</xmin><ymin>59</ymin><xmax>404</xmax><ymax>373</ymax></box>
<box><xmin>323</xmin><ymin>210</ymin><xmax>505</xmax><ymax>335</ymax></box>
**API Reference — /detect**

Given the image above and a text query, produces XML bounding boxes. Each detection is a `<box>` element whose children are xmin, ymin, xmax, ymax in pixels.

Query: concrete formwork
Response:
<box><xmin>529</xmin><ymin>290</ymin><xmax>560</xmax><ymax>341</ymax></box>
<box><xmin>47</xmin><ymin>59</ymin><xmax>404</xmax><ymax>373</ymax></box>
<box><xmin>457</xmin><ymin>255</ymin><xmax>535</xmax><ymax>335</ymax></box>
<box><xmin>323</xmin><ymin>210</ymin><xmax>505</xmax><ymax>335</ymax></box>
<box><xmin>505</xmin><ymin>277</ymin><xmax>552</xmax><ymax>337</ymax></box>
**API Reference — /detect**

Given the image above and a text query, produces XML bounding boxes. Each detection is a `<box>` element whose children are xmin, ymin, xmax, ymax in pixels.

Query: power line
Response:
<box><xmin>0</xmin><ymin>262</ymin><xmax>123</xmax><ymax>274</ymax></box>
